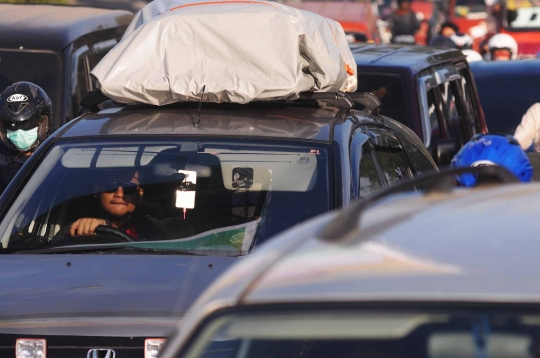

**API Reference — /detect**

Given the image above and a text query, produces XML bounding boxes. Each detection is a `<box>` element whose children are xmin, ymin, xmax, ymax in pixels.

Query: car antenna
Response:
<box><xmin>194</xmin><ymin>85</ymin><xmax>206</xmax><ymax>127</ymax></box>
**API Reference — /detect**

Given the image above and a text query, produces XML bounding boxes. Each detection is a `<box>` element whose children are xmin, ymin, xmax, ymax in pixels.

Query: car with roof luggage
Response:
<box><xmin>351</xmin><ymin>43</ymin><xmax>488</xmax><ymax>166</ymax></box>
<box><xmin>0</xmin><ymin>1</ymin><xmax>437</xmax><ymax>356</ymax></box>
<box><xmin>0</xmin><ymin>91</ymin><xmax>437</xmax><ymax>358</ymax></box>
<box><xmin>0</xmin><ymin>3</ymin><xmax>133</xmax><ymax>131</ymax></box>
<box><xmin>159</xmin><ymin>166</ymin><xmax>540</xmax><ymax>358</ymax></box>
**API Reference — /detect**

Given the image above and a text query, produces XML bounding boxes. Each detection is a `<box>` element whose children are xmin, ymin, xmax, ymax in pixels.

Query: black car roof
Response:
<box><xmin>0</xmin><ymin>4</ymin><xmax>133</xmax><ymax>52</ymax></box>
<box><xmin>60</xmin><ymin>102</ymin><xmax>341</xmax><ymax>142</ymax></box>
<box><xmin>351</xmin><ymin>43</ymin><xmax>465</xmax><ymax>71</ymax></box>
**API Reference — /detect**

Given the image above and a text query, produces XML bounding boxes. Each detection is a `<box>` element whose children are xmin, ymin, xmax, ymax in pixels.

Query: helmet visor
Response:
<box><xmin>2</xmin><ymin>115</ymin><xmax>47</xmax><ymax>131</ymax></box>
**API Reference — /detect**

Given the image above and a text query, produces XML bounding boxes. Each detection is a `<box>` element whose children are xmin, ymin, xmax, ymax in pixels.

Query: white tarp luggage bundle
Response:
<box><xmin>91</xmin><ymin>0</ymin><xmax>357</xmax><ymax>105</ymax></box>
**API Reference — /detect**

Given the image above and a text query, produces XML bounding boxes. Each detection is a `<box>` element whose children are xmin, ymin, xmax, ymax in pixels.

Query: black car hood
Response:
<box><xmin>0</xmin><ymin>254</ymin><xmax>237</xmax><ymax>334</ymax></box>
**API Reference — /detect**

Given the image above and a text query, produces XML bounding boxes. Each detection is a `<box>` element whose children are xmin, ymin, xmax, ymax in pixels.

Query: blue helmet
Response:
<box><xmin>451</xmin><ymin>134</ymin><xmax>533</xmax><ymax>187</ymax></box>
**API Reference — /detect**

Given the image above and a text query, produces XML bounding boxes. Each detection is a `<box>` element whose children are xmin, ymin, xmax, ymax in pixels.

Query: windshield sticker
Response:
<box><xmin>122</xmin><ymin>219</ymin><xmax>260</xmax><ymax>256</ymax></box>
<box><xmin>7</xmin><ymin>94</ymin><xmax>28</xmax><ymax>102</ymax></box>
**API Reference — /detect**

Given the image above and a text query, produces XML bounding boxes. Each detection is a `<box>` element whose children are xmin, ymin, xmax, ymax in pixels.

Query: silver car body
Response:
<box><xmin>160</xmin><ymin>182</ymin><xmax>540</xmax><ymax>357</ymax></box>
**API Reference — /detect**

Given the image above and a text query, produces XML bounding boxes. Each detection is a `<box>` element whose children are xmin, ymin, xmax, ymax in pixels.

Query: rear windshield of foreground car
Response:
<box><xmin>0</xmin><ymin>138</ymin><xmax>330</xmax><ymax>255</ymax></box>
<box><xmin>186</xmin><ymin>310</ymin><xmax>540</xmax><ymax>358</ymax></box>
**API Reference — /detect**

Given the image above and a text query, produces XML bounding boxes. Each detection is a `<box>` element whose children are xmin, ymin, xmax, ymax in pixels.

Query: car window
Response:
<box><xmin>459</xmin><ymin>68</ymin><xmax>480</xmax><ymax>136</ymax></box>
<box><xmin>396</xmin><ymin>133</ymin><xmax>435</xmax><ymax>175</ymax></box>
<box><xmin>184</xmin><ymin>310</ymin><xmax>537</xmax><ymax>358</ymax></box>
<box><xmin>428</xmin><ymin>89</ymin><xmax>445</xmax><ymax>145</ymax></box>
<box><xmin>439</xmin><ymin>81</ymin><xmax>470</xmax><ymax>147</ymax></box>
<box><xmin>374</xmin><ymin>148</ymin><xmax>412</xmax><ymax>185</ymax></box>
<box><xmin>359</xmin><ymin>150</ymin><xmax>382</xmax><ymax>198</ymax></box>
<box><xmin>355</xmin><ymin>72</ymin><xmax>409</xmax><ymax>127</ymax></box>
<box><xmin>0</xmin><ymin>139</ymin><xmax>330</xmax><ymax>254</ymax></box>
<box><xmin>362</xmin><ymin>126</ymin><xmax>413</xmax><ymax>185</ymax></box>
<box><xmin>71</xmin><ymin>45</ymin><xmax>92</xmax><ymax>118</ymax></box>
<box><xmin>90</xmin><ymin>38</ymin><xmax>119</xmax><ymax>88</ymax></box>
<box><xmin>92</xmin><ymin>39</ymin><xmax>118</xmax><ymax>66</ymax></box>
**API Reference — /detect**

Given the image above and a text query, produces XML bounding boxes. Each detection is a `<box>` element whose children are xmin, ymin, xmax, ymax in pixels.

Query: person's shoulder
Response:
<box><xmin>523</xmin><ymin>103</ymin><xmax>540</xmax><ymax>118</ymax></box>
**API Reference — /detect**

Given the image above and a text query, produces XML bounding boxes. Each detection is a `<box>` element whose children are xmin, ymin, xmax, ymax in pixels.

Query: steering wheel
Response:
<box><xmin>48</xmin><ymin>225</ymin><xmax>136</xmax><ymax>248</ymax></box>
<box><xmin>94</xmin><ymin>225</ymin><xmax>136</xmax><ymax>242</ymax></box>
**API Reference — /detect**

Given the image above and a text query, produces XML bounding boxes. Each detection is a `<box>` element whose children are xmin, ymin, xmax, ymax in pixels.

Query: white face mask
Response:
<box><xmin>6</xmin><ymin>127</ymin><xmax>38</xmax><ymax>151</ymax></box>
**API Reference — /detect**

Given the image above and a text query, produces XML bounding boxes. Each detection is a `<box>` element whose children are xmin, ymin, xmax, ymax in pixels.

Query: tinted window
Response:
<box><xmin>397</xmin><ymin>133</ymin><xmax>435</xmax><ymax>175</ymax></box>
<box><xmin>0</xmin><ymin>139</ymin><xmax>330</xmax><ymax>254</ymax></box>
<box><xmin>428</xmin><ymin>89</ymin><xmax>443</xmax><ymax>144</ymax></box>
<box><xmin>374</xmin><ymin>149</ymin><xmax>412</xmax><ymax>185</ymax></box>
<box><xmin>71</xmin><ymin>46</ymin><xmax>92</xmax><ymax>118</ymax></box>
<box><xmin>92</xmin><ymin>39</ymin><xmax>118</xmax><ymax>66</ymax></box>
<box><xmin>90</xmin><ymin>39</ymin><xmax>119</xmax><ymax>88</ymax></box>
<box><xmin>359</xmin><ymin>151</ymin><xmax>382</xmax><ymax>198</ymax></box>
<box><xmin>0</xmin><ymin>50</ymin><xmax>60</xmax><ymax>122</ymax></box>
<box><xmin>459</xmin><ymin>68</ymin><xmax>480</xmax><ymax>136</ymax></box>
<box><xmin>439</xmin><ymin>81</ymin><xmax>467</xmax><ymax>147</ymax></box>
<box><xmin>356</xmin><ymin>72</ymin><xmax>408</xmax><ymax>126</ymax></box>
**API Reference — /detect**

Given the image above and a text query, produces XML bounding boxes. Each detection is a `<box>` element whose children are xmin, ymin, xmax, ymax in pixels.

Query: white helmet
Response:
<box><xmin>487</xmin><ymin>33</ymin><xmax>518</xmax><ymax>60</ymax></box>
<box><xmin>462</xmin><ymin>49</ymin><xmax>484</xmax><ymax>62</ymax></box>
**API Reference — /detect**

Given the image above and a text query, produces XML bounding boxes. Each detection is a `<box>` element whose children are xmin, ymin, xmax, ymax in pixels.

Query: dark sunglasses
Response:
<box><xmin>100</xmin><ymin>182</ymin><xmax>140</xmax><ymax>195</ymax></box>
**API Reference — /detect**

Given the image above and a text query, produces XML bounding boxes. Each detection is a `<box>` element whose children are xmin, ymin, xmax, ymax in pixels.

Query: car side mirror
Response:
<box><xmin>433</xmin><ymin>139</ymin><xmax>458</xmax><ymax>167</ymax></box>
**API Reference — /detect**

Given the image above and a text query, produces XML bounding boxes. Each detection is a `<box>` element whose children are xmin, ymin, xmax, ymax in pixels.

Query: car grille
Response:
<box><xmin>0</xmin><ymin>334</ymin><xmax>148</xmax><ymax>357</ymax></box>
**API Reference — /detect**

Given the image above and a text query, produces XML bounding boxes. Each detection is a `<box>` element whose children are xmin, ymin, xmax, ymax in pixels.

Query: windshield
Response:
<box><xmin>506</xmin><ymin>0</ymin><xmax>540</xmax><ymax>29</ymax></box>
<box><xmin>186</xmin><ymin>310</ymin><xmax>540</xmax><ymax>358</ymax></box>
<box><xmin>0</xmin><ymin>50</ymin><xmax>60</xmax><ymax>118</ymax></box>
<box><xmin>0</xmin><ymin>138</ymin><xmax>329</xmax><ymax>255</ymax></box>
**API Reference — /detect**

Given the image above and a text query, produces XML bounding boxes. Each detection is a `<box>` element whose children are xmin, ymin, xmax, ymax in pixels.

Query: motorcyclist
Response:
<box><xmin>0</xmin><ymin>82</ymin><xmax>52</xmax><ymax>194</ymax></box>
<box><xmin>388</xmin><ymin>0</ymin><xmax>421</xmax><ymax>44</ymax></box>
<box><xmin>451</xmin><ymin>133</ymin><xmax>533</xmax><ymax>187</ymax></box>
<box><xmin>485</xmin><ymin>33</ymin><xmax>518</xmax><ymax>61</ymax></box>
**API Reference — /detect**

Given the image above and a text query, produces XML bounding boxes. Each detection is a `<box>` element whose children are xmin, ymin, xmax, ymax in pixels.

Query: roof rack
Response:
<box><xmin>79</xmin><ymin>89</ymin><xmax>382</xmax><ymax>115</ymax></box>
<box><xmin>317</xmin><ymin>166</ymin><xmax>519</xmax><ymax>242</ymax></box>
<box><xmin>297</xmin><ymin>91</ymin><xmax>382</xmax><ymax>114</ymax></box>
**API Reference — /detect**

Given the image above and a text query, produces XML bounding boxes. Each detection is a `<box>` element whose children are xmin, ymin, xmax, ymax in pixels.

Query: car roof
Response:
<box><xmin>351</xmin><ymin>43</ymin><xmax>465</xmax><ymax>71</ymax></box>
<box><xmin>193</xmin><ymin>182</ymin><xmax>540</xmax><ymax>309</ymax></box>
<box><xmin>60</xmin><ymin>102</ymin><xmax>342</xmax><ymax>141</ymax></box>
<box><xmin>0</xmin><ymin>4</ymin><xmax>133</xmax><ymax>52</ymax></box>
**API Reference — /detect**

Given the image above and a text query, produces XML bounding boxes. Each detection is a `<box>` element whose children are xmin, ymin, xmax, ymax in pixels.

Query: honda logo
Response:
<box><xmin>87</xmin><ymin>349</ymin><xmax>116</xmax><ymax>358</ymax></box>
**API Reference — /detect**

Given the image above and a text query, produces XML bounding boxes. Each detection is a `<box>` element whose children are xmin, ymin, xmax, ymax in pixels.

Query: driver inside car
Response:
<box><xmin>54</xmin><ymin>169</ymin><xmax>164</xmax><ymax>242</ymax></box>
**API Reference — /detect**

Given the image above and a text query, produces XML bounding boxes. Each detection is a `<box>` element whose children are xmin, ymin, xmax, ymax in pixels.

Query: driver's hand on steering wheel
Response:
<box><xmin>70</xmin><ymin>218</ymin><xmax>108</xmax><ymax>236</ymax></box>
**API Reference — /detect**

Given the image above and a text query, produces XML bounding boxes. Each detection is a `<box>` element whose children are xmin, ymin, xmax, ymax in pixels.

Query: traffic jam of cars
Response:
<box><xmin>0</xmin><ymin>0</ymin><xmax>539</xmax><ymax>357</ymax></box>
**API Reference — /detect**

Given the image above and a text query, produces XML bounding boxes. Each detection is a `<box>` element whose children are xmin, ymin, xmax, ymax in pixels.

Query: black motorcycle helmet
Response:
<box><xmin>0</xmin><ymin>82</ymin><xmax>52</xmax><ymax>152</ymax></box>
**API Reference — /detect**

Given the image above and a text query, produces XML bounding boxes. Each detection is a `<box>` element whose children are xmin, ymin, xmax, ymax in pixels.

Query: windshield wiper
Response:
<box><xmin>13</xmin><ymin>245</ymin><xmax>208</xmax><ymax>256</ymax></box>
